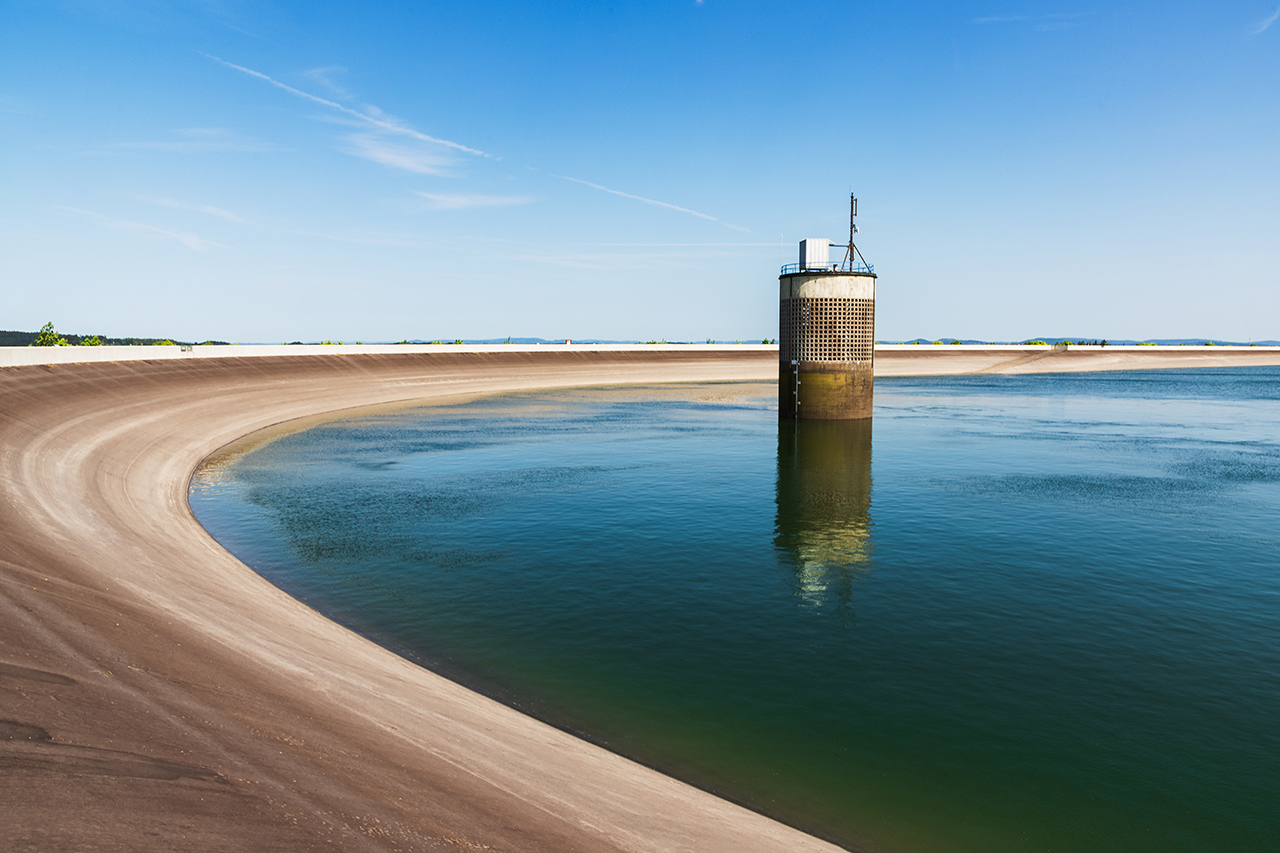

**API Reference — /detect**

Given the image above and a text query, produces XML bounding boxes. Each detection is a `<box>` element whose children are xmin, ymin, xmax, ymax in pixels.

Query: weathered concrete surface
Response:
<box><xmin>873</xmin><ymin>344</ymin><xmax>1280</xmax><ymax>375</ymax></box>
<box><xmin>1</xmin><ymin>349</ymin><xmax>858</xmax><ymax>853</ymax></box>
<box><xmin>0</xmin><ymin>342</ymin><xmax>776</xmax><ymax>369</ymax></box>
<box><xmin>779</xmin><ymin>362</ymin><xmax>875</xmax><ymax>419</ymax></box>
<box><xmin>778</xmin><ymin>274</ymin><xmax>876</xmax><ymax>302</ymax></box>
<box><xmin>779</xmin><ymin>273</ymin><xmax>877</xmax><ymax>419</ymax></box>
<box><xmin>6</xmin><ymin>342</ymin><xmax>1278</xmax><ymax>375</ymax></box>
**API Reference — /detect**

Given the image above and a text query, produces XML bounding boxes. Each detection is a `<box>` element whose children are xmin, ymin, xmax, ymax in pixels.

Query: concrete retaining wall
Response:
<box><xmin>0</xmin><ymin>343</ymin><xmax>777</xmax><ymax>369</ymax></box>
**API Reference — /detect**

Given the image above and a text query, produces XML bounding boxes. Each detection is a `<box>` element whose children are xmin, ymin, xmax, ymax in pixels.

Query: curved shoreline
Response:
<box><xmin>1</xmin><ymin>350</ymin><xmax>856</xmax><ymax>853</ymax></box>
<box><xmin>5</xmin><ymin>341</ymin><xmax>1280</xmax><ymax>374</ymax></box>
<box><xmin>5</xmin><ymin>347</ymin><xmax>1280</xmax><ymax>851</ymax></box>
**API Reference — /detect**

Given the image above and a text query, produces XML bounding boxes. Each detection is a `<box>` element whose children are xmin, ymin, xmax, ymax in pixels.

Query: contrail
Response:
<box><xmin>551</xmin><ymin>174</ymin><xmax>750</xmax><ymax>232</ymax></box>
<box><xmin>56</xmin><ymin>206</ymin><xmax>228</xmax><ymax>252</ymax></box>
<box><xmin>204</xmin><ymin>54</ymin><xmax>489</xmax><ymax>157</ymax></box>
<box><xmin>207</xmin><ymin>55</ymin><xmax>749</xmax><ymax>230</ymax></box>
<box><xmin>1252</xmin><ymin>4</ymin><xmax>1280</xmax><ymax>34</ymax></box>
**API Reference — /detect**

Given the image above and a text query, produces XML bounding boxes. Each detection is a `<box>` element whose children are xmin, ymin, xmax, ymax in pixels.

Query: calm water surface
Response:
<box><xmin>190</xmin><ymin>369</ymin><xmax>1280</xmax><ymax>852</ymax></box>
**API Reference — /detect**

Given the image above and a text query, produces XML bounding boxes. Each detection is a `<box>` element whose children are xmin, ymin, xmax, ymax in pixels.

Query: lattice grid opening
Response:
<box><xmin>780</xmin><ymin>297</ymin><xmax>875</xmax><ymax>363</ymax></box>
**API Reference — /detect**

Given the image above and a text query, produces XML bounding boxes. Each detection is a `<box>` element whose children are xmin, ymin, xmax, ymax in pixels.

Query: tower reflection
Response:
<box><xmin>774</xmin><ymin>418</ymin><xmax>874</xmax><ymax>612</ymax></box>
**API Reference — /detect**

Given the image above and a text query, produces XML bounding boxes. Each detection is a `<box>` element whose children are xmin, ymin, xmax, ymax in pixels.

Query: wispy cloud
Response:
<box><xmin>138</xmin><ymin>196</ymin><xmax>245</xmax><ymax>222</ymax></box>
<box><xmin>972</xmin><ymin>12</ymin><xmax>1090</xmax><ymax>30</ymax></box>
<box><xmin>550</xmin><ymin>173</ymin><xmax>750</xmax><ymax>232</ymax></box>
<box><xmin>1250</xmin><ymin>4</ymin><xmax>1280</xmax><ymax>34</ymax></box>
<box><xmin>205</xmin><ymin>54</ymin><xmax>489</xmax><ymax>157</ymax></box>
<box><xmin>413</xmin><ymin>191</ymin><xmax>534</xmax><ymax>209</ymax></box>
<box><xmin>56</xmin><ymin>206</ymin><xmax>228</xmax><ymax>251</ymax></box>
<box><xmin>346</xmin><ymin>134</ymin><xmax>457</xmax><ymax>174</ymax></box>
<box><xmin>117</xmin><ymin>127</ymin><xmax>277</xmax><ymax>153</ymax></box>
<box><xmin>209</xmin><ymin>56</ymin><xmax>747</xmax><ymax>230</ymax></box>
<box><xmin>302</xmin><ymin>65</ymin><xmax>351</xmax><ymax>98</ymax></box>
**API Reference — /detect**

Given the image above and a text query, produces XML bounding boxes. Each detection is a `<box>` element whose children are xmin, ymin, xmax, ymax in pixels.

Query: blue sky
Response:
<box><xmin>2</xmin><ymin>1</ymin><xmax>1278</xmax><ymax>342</ymax></box>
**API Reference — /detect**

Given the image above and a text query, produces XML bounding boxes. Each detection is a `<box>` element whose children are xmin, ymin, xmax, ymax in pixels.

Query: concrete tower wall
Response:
<box><xmin>779</xmin><ymin>271</ymin><xmax>877</xmax><ymax>420</ymax></box>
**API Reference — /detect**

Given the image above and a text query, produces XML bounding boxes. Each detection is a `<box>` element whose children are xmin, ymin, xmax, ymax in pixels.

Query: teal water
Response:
<box><xmin>190</xmin><ymin>370</ymin><xmax>1280</xmax><ymax>853</ymax></box>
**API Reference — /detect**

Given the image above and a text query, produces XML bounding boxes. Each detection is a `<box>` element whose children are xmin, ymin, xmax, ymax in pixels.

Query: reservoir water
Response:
<box><xmin>190</xmin><ymin>369</ymin><xmax>1280</xmax><ymax>852</ymax></box>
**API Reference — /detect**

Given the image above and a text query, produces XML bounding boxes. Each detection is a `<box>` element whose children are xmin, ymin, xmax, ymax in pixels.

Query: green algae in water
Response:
<box><xmin>191</xmin><ymin>371</ymin><xmax>1280</xmax><ymax>852</ymax></box>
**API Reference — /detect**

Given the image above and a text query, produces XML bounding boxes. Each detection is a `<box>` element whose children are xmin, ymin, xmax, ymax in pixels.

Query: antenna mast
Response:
<box><xmin>840</xmin><ymin>193</ymin><xmax>870</xmax><ymax>272</ymax></box>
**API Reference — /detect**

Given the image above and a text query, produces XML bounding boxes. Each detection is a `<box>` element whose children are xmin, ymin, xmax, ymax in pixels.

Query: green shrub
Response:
<box><xmin>31</xmin><ymin>322</ymin><xmax>69</xmax><ymax>347</ymax></box>
<box><xmin>80</xmin><ymin>335</ymin><xmax>102</xmax><ymax>346</ymax></box>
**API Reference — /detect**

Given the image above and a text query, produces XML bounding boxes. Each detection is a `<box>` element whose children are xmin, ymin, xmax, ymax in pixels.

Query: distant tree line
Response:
<box><xmin>3</xmin><ymin>323</ymin><xmax>228</xmax><ymax>347</ymax></box>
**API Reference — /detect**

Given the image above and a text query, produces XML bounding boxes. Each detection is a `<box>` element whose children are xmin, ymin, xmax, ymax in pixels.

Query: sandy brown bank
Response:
<box><xmin>873</xmin><ymin>344</ymin><xmax>1280</xmax><ymax>375</ymax></box>
<box><xmin>1</xmin><ymin>350</ymin><xmax>863</xmax><ymax>853</ymax></box>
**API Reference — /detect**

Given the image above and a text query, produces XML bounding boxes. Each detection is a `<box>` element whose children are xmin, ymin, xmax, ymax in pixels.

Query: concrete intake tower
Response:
<box><xmin>779</xmin><ymin>196</ymin><xmax>877</xmax><ymax>419</ymax></box>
